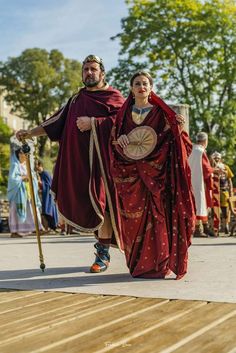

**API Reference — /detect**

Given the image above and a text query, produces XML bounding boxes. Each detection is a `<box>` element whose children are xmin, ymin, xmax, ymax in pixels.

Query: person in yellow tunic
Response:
<box><xmin>211</xmin><ymin>152</ymin><xmax>234</xmax><ymax>234</ymax></box>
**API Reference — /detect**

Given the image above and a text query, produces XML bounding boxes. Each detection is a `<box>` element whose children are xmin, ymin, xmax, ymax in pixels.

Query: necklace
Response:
<box><xmin>132</xmin><ymin>105</ymin><xmax>153</xmax><ymax>125</ymax></box>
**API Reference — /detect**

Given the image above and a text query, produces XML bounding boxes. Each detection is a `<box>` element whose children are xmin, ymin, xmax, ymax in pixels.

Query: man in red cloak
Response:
<box><xmin>16</xmin><ymin>55</ymin><xmax>125</xmax><ymax>273</ymax></box>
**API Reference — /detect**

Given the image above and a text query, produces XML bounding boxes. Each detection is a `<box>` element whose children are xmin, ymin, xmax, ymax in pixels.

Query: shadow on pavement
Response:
<box><xmin>0</xmin><ymin>267</ymin><xmax>90</xmax><ymax>279</ymax></box>
<box><xmin>0</xmin><ymin>269</ymin><xmax>138</xmax><ymax>291</ymax></box>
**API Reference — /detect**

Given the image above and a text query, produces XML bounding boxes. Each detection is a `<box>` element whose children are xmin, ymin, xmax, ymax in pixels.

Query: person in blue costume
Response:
<box><xmin>7</xmin><ymin>147</ymin><xmax>42</xmax><ymax>237</ymax></box>
<box><xmin>36</xmin><ymin>160</ymin><xmax>58</xmax><ymax>232</ymax></box>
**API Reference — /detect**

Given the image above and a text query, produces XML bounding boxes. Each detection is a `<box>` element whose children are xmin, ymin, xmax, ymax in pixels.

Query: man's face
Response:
<box><xmin>213</xmin><ymin>157</ymin><xmax>221</xmax><ymax>164</ymax></box>
<box><xmin>82</xmin><ymin>62</ymin><xmax>104</xmax><ymax>88</ymax></box>
<box><xmin>203</xmin><ymin>139</ymin><xmax>208</xmax><ymax>149</ymax></box>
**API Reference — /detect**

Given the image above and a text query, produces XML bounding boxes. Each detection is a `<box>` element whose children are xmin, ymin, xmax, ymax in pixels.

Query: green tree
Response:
<box><xmin>107</xmin><ymin>59</ymin><xmax>146</xmax><ymax>96</ymax></box>
<box><xmin>0</xmin><ymin>48</ymin><xmax>83</xmax><ymax>156</ymax></box>
<box><xmin>109</xmin><ymin>0</ymin><xmax>236</xmax><ymax>169</ymax></box>
<box><xmin>0</xmin><ymin>117</ymin><xmax>11</xmax><ymax>196</ymax></box>
<box><xmin>0</xmin><ymin>116</ymin><xmax>12</xmax><ymax>144</ymax></box>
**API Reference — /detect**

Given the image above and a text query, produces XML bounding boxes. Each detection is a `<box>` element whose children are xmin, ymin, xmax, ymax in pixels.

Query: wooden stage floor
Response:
<box><xmin>0</xmin><ymin>290</ymin><xmax>235</xmax><ymax>353</ymax></box>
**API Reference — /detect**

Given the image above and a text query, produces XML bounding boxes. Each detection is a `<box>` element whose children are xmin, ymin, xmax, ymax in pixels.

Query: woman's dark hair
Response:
<box><xmin>15</xmin><ymin>148</ymin><xmax>23</xmax><ymax>160</ymax></box>
<box><xmin>36</xmin><ymin>160</ymin><xmax>43</xmax><ymax>168</ymax></box>
<box><xmin>130</xmin><ymin>71</ymin><xmax>153</xmax><ymax>87</ymax></box>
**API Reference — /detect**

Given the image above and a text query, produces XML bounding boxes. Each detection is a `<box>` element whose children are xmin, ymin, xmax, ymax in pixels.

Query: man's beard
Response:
<box><xmin>83</xmin><ymin>77</ymin><xmax>101</xmax><ymax>87</ymax></box>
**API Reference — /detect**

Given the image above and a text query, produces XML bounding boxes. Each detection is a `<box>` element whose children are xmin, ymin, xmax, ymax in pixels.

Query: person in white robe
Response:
<box><xmin>189</xmin><ymin>132</ymin><xmax>215</xmax><ymax>237</ymax></box>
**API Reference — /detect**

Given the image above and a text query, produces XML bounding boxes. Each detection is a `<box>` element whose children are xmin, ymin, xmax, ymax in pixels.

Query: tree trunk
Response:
<box><xmin>38</xmin><ymin>136</ymin><xmax>48</xmax><ymax>158</ymax></box>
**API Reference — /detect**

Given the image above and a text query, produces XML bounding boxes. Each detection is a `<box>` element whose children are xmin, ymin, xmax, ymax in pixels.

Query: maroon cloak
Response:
<box><xmin>109</xmin><ymin>92</ymin><xmax>195</xmax><ymax>279</ymax></box>
<box><xmin>202</xmin><ymin>153</ymin><xmax>214</xmax><ymax>208</ymax></box>
<box><xmin>41</xmin><ymin>86</ymin><xmax>124</xmax><ymax>246</ymax></box>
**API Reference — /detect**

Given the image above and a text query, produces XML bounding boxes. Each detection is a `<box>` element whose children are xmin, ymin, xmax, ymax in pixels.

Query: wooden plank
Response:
<box><xmin>43</xmin><ymin>300</ymin><xmax>205</xmax><ymax>353</ymax></box>
<box><xmin>102</xmin><ymin>302</ymin><xmax>236</xmax><ymax>353</ymax></box>
<box><xmin>0</xmin><ymin>296</ymin><xmax>137</xmax><ymax>352</ymax></box>
<box><xmin>0</xmin><ymin>290</ymin><xmax>43</xmax><ymax>303</ymax></box>
<box><xmin>167</xmin><ymin>313</ymin><xmax>236</xmax><ymax>353</ymax></box>
<box><xmin>0</xmin><ymin>297</ymin><xmax>165</xmax><ymax>353</ymax></box>
<box><xmin>0</xmin><ymin>291</ymin><xmax>235</xmax><ymax>353</ymax></box>
<box><xmin>0</xmin><ymin>292</ymin><xmax>68</xmax><ymax>314</ymax></box>
<box><xmin>0</xmin><ymin>293</ymin><xmax>100</xmax><ymax>327</ymax></box>
<box><xmin>0</xmin><ymin>295</ymin><xmax>126</xmax><ymax>335</ymax></box>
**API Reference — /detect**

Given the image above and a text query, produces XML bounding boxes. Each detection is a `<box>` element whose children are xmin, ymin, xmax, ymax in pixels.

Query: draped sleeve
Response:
<box><xmin>41</xmin><ymin>97</ymin><xmax>73</xmax><ymax>141</ymax></box>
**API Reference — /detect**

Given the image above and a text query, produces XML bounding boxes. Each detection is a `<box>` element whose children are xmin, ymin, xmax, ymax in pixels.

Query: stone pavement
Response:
<box><xmin>0</xmin><ymin>233</ymin><xmax>235</xmax><ymax>303</ymax></box>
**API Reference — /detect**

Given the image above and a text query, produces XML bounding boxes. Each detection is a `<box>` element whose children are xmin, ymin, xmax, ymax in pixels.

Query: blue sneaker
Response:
<box><xmin>90</xmin><ymin>242</ymin><xmax>110</xmax><ymax>273</ymax></box>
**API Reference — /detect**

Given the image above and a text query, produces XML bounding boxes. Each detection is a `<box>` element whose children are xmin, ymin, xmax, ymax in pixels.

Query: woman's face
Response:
<box><xmin>131</xmin><ymin>75</ymin><xmax>152</xmax><ymax>100</ymax></box>
<box><xmin>18</xmin><ymin>151</ymin><xmax>26</xmax><ymax>163</ymax></box>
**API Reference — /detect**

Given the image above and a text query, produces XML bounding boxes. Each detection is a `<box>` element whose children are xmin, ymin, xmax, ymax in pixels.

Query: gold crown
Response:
<box><xmin>82</xmin><ymin>55</ymin><xmax>105</xmax><ymax>71</ymax></box>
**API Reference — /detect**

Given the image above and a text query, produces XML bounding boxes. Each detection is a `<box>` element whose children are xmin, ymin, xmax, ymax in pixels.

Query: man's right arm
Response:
<box><xmin>16</xmin><ymin>94</ymin><xmax>74</xmax><ymax>142</ymax></box>
<box><xmin>16</xmin><ymin>126</ymin><xmax>47</xmax><ymax>141</ymax></box>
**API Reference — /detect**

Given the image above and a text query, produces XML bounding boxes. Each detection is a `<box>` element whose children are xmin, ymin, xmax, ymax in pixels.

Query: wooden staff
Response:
<box><xmin>21</xmin><ymin>140</ymin><xmax>46</xmax><ymax>271</ymax></box>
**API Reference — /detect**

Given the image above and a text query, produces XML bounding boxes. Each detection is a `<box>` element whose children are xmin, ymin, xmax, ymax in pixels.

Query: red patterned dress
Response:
<box><xmin>110</xmin><ymin>93</ymin><xmax>195</xmax><ymax>279</ymax></box>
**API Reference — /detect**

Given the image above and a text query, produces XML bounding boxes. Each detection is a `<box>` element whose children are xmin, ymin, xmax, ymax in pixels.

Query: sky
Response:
<box><xmin>0</xmin><ymin>0</ymin><xmax>128</xmax><ymax>71</ymax></box>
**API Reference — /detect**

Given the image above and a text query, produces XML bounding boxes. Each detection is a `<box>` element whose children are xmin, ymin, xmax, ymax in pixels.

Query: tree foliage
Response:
<box><xmin>107</xmin><ymin>59</ymin><xmax>146</xmax><ymax>96</ymax></box>
<box><xmin>0</xmin><ymin>116</ymin><xmax>12</xmax><ymax>144</ymax></box>
<box><xmin>0</xmin><ymin>117</ymin><xmax>11</xmax><ymax>194</ymax></box>
<box><xmin>0</xmin><ymin>48</ymin><xmax>83</xmax><ymax>156</ymax></box>
<box><xmin>109</xmin><ymin>0</ymin><xmax>236</xmax><ymax>168</ymax></box>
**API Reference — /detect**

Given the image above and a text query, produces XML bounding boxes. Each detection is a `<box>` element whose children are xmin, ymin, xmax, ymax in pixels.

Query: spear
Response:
<box><xmin>21</xmin><ymin>139</ymin><xmax>46</xmax><ymax>272</ymax></box>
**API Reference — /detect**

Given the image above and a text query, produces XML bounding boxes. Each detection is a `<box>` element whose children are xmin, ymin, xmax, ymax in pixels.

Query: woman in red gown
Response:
<box><xmin>110</xmin><ymin>72</ymin><xmax>195</xmax><ymax>279</ymax></box>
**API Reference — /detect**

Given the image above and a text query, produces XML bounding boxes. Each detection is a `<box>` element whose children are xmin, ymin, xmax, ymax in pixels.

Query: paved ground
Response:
<box><xmin>0</xmin><ymin>233</ymin><xmax>236</xmax><ymax>303</ymax></box>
